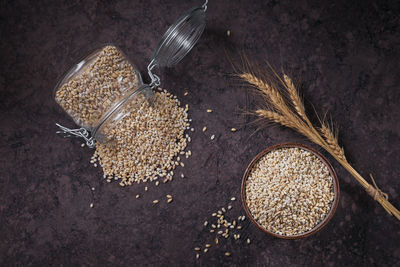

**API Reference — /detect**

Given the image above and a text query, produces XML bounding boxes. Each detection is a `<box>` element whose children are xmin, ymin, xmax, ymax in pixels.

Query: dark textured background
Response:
<box><xmin>1</xmin><ymin>0</ymin><xmax>400</xmax><ymax>266</ymax></box>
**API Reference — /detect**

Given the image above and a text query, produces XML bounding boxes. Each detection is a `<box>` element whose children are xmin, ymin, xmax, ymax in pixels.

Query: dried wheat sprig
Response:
<box><xmin>241</xmin><ymin>71</ymin><xmax>400</xmax><ymax>220</ymax></box>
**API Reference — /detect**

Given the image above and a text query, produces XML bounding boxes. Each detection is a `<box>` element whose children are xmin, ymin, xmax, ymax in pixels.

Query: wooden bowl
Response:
<box><xmin>241</xmin><ymin>143</ymin><xmax>340</xmax><ymax>239</ymax></box>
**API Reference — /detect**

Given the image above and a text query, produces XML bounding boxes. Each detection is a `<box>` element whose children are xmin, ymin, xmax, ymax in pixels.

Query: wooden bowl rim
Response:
<box><xmin>241</xmin><ymin>142</ymin><xmax>340</xmax><ymax>239</ymax></box>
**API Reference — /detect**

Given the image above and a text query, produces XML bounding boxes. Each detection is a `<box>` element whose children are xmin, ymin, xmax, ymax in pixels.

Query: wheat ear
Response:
<box><xmin>255</xmin><ymin>110</ymin><xmax>295</xmax><ymax>128</ymax></box>
<box><xmin>283</xmin><ymin>74</ymin><xmax>308</xmax><ymax>122</ymax></box>
<box><xmin>240</xmin><ymin>73</ymin><xmax>322</xmax><ymax>146</ymax></box>
<box><xmin>319</xmin><ymin>123</ymin><xmax>346</xmax><ymax>161</ymax></box>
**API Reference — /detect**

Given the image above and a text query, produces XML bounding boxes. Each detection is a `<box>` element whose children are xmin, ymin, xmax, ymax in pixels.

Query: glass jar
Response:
<box><xmin>54</xmin><ymin>45</ymin><xmax>153</xmax><ymax>144</ymax></box>
<box><xmin>55</xmin><ymin>1</ymin><xmax>208</xmax><ymax>147</ymax></box>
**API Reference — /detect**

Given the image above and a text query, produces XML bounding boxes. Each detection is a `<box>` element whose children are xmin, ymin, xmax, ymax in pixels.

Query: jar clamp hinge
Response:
<box><xmin>202</xmin><ymin>0</ymin><xmax>208</xmax><ymax>11</ymax></box>
<box><xmin>55</xmin><ymin>123</ymin><xmax>95</xmax><ymax>148</ymax></box>
<box><xmin>147</xmin><ymin>59</ymin><xmax>161</xmax><ymax>89</ymax></box>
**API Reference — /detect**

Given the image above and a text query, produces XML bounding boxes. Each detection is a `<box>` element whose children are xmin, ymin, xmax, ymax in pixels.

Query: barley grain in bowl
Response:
<box><xmin>241</xmin><ymin>143</ymin><xmax>339</xmax><ymax>239</ymax></box>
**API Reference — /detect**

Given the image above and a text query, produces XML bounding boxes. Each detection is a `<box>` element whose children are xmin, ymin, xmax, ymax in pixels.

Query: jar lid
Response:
<box><xmin>146</xmin><ymin>1</ymin><xmax>207</xmax><ymax>88</ymax></box>
<box><xmin>152</xmin><ymin>6</ymin><xmax>206</xmax><ymax>68</ymax></box>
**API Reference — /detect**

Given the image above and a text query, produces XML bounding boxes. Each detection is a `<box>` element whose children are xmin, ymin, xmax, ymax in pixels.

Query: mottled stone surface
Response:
<box><xmin>1</xmin><ymin>0</ymin><xmax>399</xmax><ymax>266</ymax></box>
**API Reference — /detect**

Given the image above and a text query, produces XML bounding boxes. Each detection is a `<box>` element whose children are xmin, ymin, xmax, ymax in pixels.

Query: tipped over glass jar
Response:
<box><xmin>54</xmin><ymin>45</ymin><xmax>153</xmax><ymax>145</ymax></box>
<box><xmin>54</xmin><ymin>1</ymin><xmax>208</xmax><ymax>147</ymax></box>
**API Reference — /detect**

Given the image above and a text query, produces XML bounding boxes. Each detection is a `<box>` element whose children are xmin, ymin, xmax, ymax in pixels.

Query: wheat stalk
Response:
<box><xmin>240</xmin><ymin>70</ymin><xmax>400</xmax><ymax>220</ymax></box>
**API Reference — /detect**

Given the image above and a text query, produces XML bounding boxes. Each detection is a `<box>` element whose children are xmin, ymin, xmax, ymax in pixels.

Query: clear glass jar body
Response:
<box><xmin>93</xmin><ymin>85</ymin><xmax>154</xmax><ymax>143</ymax></box>
<box><xmin>54</xmin><ymin>45</ymin><xmax>150</xmax><ymax>143</ymax></box>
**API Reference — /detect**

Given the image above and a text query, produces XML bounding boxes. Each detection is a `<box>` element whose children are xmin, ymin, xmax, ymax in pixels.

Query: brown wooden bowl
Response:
<box><xmin>241</xmin><ymin>143</ymin><xmax>340</xmax><ymax>239</ymax></box>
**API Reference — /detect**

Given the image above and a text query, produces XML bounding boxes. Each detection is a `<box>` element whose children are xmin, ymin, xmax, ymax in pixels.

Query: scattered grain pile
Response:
<box><xmin>245</xmin><ymin>147</ymin><xmax>335</xmax><ymax>236</ymax></box>
<box><xmin>92</xmin><ymin>89</ymin><xmax>191</xmax><ymax>186</ymax></box>
<box><xmin>194</xmin><ymin>197</ymin><xmax>250</xmax><ymax>260</ymax></box>
<box><xmin>55</xmin><ymin>45</ymin><xmax>140</xmax><ymax>129</ymax></box>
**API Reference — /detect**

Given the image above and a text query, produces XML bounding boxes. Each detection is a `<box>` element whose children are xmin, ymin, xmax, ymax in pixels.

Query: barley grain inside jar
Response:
<box><xmin>54</xmin><ymin>45</ymin><xmax>147</xmax><ymax>142</ymax></box>
<box><xmin>241</xmin><ymin>143</ymin><xmax>340</xmax><ymax>239</ymax></box>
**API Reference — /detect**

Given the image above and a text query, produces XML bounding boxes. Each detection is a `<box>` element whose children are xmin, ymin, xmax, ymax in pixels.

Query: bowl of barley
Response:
<box><xmin>241</xmin><ymin>143</ymin><xmax>339</xmax><ymax>239</ymax></box>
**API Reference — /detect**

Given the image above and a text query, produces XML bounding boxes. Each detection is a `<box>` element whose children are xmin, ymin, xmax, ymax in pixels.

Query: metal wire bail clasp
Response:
<box><xmin>202</xmin><ymin>0</ymin><xmax>208</xmax><ymax>11</ymax></box>
<box><xmin>56</xmin><ymin>123</ymin><xmax>95</xmax><ymax>148</ymax></box>
<box><xmin>147</xmin><ymin>59</ymin><xmax>161</xmax><ymax>89</ymax></box>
